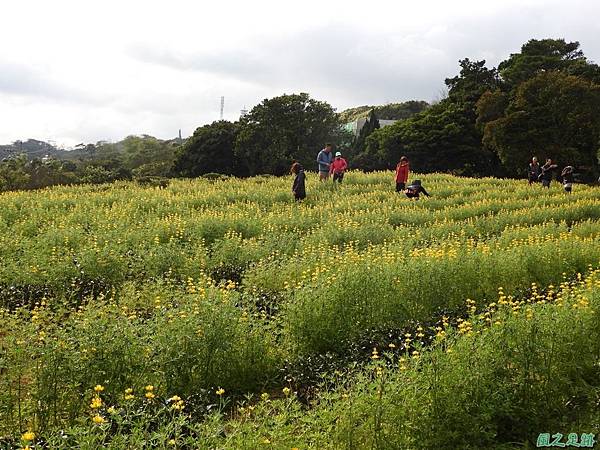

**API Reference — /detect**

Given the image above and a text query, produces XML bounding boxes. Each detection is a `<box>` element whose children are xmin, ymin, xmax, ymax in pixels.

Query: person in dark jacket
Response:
<box><xmin>291</xmin><ymin>162</ymin><xmax>306</xmax><ymax>201</ymax></box>
<box><xmin>538</xmin><ymin>158</ymin><xmax>558</xmax><ymax>188</ymax></box>
<box><xmin>560</xmin><ymin>166</ymin><xmax>574</xmax><ymax>193</ymax></box>
<box><xmin>528</xmin><ymin>156</ymin><xmax>541</xmax><ymax>185</ymax></box>
<box><xmin>404</xmin><ymin>179</ymin><xmax>430</xmax><ymax>199</ymax></box>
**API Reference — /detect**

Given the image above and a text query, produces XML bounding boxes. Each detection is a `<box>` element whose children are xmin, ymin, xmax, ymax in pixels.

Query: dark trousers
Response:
<box><xmin>333</xmin><ymin>172</ymin><xmax>344</xmax><ymax>183</ymax></box>
<box><xmin>395</xmin><ymin>182</ymin><xmax>406</xmax><ymax>192</ymax></box>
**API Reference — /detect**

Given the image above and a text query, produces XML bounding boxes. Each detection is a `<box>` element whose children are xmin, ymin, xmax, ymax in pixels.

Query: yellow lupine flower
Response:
<box><xmin>90</xmin><ymin>396</ymin><xmax>102</xmax><ymax>409</ymax></box>
<box><xmin>21</xmin><ymin>431</ymin><xmax>35</xmax><ymax>441</ymax></box>
<box><xmin>92</xmin><ymin>414</ymin><xmax>106</xmax><ymax>424</ymax></box>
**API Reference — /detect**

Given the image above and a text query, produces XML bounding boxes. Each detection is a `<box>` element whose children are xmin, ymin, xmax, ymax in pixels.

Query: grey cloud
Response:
<box><xmin>0</xmin><ymin>61</ymin><xmax>113</xmax><ymax>105</ymax></box>
<box><xmin>128</xmin><ymin>25</ymin><xmax>443</xmax><ymax>105</ymax></box>
<box><xmin>128</xmin><ymin>6</ymin><xmax>600</xmax><ymax>110</ymax></box>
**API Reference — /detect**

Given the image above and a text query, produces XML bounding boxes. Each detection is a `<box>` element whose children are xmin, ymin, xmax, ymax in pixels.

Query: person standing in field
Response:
<box><xmin>404</xmin><ymin>179</ymin><xmax>430</xmax><ymax>199</ymax></box>
<box><xmin>539</xmin><ymin>158</ymin><xmax>558</xmax><ymax>188</ymax></box>
<box><xmin>317</xmin><ymin>144</ymin><xmax>333</xmax><ymax>181</ymax></box>
<box><xmin>291</xmin><ymin>162</ymin><xmax>306</xmax><ymax>201</ymax></box>
<box><xmin>330</xmin><ymin>151</ymin><xmax>348</xmax><ymax>183</ymax></box>
<box><xmin>560</xmin><ymin>165</ymin><xmax>574</xmax><ymax>194</ymax></box>
<box><xmin>528</xmin><ymin>156</ymin><xmax>541</xmax><ymax>185</ymax></box>
<box><xmin>395</xmin><ymin>156</ymin><xmax>410</xmax><ymax>192</ymax></box>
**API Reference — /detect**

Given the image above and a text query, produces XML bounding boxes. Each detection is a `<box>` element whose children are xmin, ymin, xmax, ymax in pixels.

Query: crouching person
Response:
<box><xmin>405</xmin><ymin>180</ymin><xmax>430</xmax><ymax>199</ymax></box>
<box><xmin>561</xmin><ymin>166</ymin><xmax>574</xmax><ymax>194</ymax></box>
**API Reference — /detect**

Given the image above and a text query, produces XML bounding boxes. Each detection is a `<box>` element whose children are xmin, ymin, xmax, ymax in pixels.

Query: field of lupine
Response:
<box><xmin>1</xmin><ymin>171</ymin><xmax>600</xmax><ymax>449</ymax></box>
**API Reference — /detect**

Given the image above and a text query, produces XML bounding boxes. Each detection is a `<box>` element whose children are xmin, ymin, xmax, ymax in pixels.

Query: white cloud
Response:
<box><xmin>0</xmin><ymin>0</ymin><xmax>599</xmax><ymax>146</ymax></box>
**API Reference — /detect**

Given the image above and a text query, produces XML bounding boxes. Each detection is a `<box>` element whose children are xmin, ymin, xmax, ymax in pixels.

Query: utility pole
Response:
<box><xmin>220</xmin><ymin>96</ymin><xmax>225</xmax><ymax>120</ymax></box>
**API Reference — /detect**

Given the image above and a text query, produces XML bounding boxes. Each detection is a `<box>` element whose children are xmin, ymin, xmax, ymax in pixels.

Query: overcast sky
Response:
<box><xmin>1</xmin><ymin>0</ymin><xmax>599</xmax><ymax>147</ymax></box>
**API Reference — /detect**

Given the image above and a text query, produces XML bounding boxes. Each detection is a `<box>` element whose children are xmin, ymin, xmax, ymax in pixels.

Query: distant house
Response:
<box><xmin>343</xmin><ymin>117</ymin><xmax>398</xmax><ymax>137</ymax></box>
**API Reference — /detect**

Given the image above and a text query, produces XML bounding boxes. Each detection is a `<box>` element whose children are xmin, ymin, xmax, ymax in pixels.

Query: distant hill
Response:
<box><xmin>0</xmin><ymin>139</ymin><xmax>73</xmax><ymax>160</ymax></box>
<box><xmin>339</xmin><ymin>100</ymin><xmax>429</xmax><ymax>123</ymax></box>
<box><xmin>0</xmin><ymin>136</ymin><xmax>183</xmax><ymax>162</ymax></box>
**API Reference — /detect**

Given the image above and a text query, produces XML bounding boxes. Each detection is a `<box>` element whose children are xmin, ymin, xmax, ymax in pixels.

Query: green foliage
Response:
<box><xmin>445</xmin><ymin>58</ymin><xmax>500</xmax><ymax>103</ymax></box>
<box><xmin>361</xmin><ymin>58</ymin><xmax>502</xmax><ymax>175</ymax></box>
<box><xmin>360</xmin><ymin>40</ymin><xmax>600</xmax><ymax>179</ymax></box>
<box><xmin>352</xmin><ymin>109</ymin><xmax>380</xmax><ymax>167</ymax></box>
<box><xmin>498</xmin><ymin>38</ymin><xmax>600</xmax><ymax>88</ymax></box>
<box><xmin>0</xmin><ymin>135</ymin><xmax>180</xmax><ymax>192</ymax></box>
<box><xmin>476</xmin><ymin>89</ymin><xmax>509</xmax><ymax>128</ymax></box>
<box><xmin>14</xmin><ymin>270</ymin><xmax>600</xmax><ymax>449</ymax></box>
<box><xmin>365</xmin><ymin>101</ymin><xmax>499</xmax><ymax>175</ymax></box>
<box><xmin>121</xmin><ymin>135</ymin><xmax>176</xmax><ymax>170</ymax></box>
<box><xmin>173</xmin><ymin>121</ymin><xmax>238</xmax><ymax>177</ymax></box>
<box><xmin>481</xmin><ymin>71</ymin><xmax>600</xmax><ymax>175</ymax></box>
<box><xmin>234</xmin><ymin>93</ymin><xmax>341</xmax><ymax>176</ymax></box>
<box><xmin>0</xmin><ymin>155</ymin><xmax>82</xmax><ymax>191</ymax></box>
<box><xmin>0</xmin><ymin>154</ymin><xmax>31</xmax><ymax>190</ymax></box>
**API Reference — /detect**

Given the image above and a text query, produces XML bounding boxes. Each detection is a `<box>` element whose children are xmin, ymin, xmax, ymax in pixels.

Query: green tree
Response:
<box><xmin>173</xmin><ymin>121</ymin><xmax>239</xmax><ymax>177</ymax></box>
<box><xmin>476</xmin><ymin>90</ymin><xmax>509</xmax><ymax>129</ymax></box>
<box><xmin>0</xmin><ymin>155</ymin><xmax>30</xmax><ymax>191</ymax></box>
<box><xmin>117</xmin><ymin>135</ymin><xmax>178</xmax><ymax>173</ymax></box>
<box><xmin>363</xmin><ymin>59</ymin><xmax>502</xmax><ymax>175</ymax></box>
<box><xmin>498</xmin><ymin>39</ymin><xmax>600</xmax><ymax>89</ymax></box>
<box><xmin>351</xmin><ymin>110</ymin><xmax>383</xmax><ymax>171</ymax></box>
<box><xmin>365</xmin><ymin>101</ymin><xmax>499</xmax><ymax>175</ymax></box>
<box><xmin>26</xmin><ymin>158</ymin><xmax>78</xmax><ymax>189</ymax></box>
<box><xmin>353</xmin><ymin>109</ymin><xmax>380</xmax><ymax>154</ymax></box>
<box><xmin>234</xmin><ymin>93</ymin><xmax>341</xmax><ymax>176</ymax></box>
<box><xmin>79</xmin><ymin>165</ymin><xmax>117</xmax><ymax>184</ymax></box>
<box><xmin>481</xmin><ymin>71</ymin><xmax>600</xmax><ymax>176</ymax></box>
<box><xmin>445</xmin><ymin>58</ymin><xmax>500</xmax><ymax>103</ymax></box>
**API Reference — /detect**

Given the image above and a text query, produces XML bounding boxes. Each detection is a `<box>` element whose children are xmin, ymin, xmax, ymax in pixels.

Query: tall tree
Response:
<box><xmin>363</xmin><ymin>59</ymin><xmax>502</xmax><ymax>176</ymax></box>
<box><xmin>351</xmin><ymin>110</ymin><xmax>383</xmax><ymax>171</ymax></box>
<box><xmin>365</xmin><ymin>101</ymin><xmax>499</xmax><ymax>175</ymax></box>
<box><xmin>481</xmin><ymin>71</ymin><xmax>600</xmax><ymax>176</ymax></box>
<box><xmin>445</xmin><ymin>58</ymin><xmax>500</xmax><ymax>104</ymax></box>
<box><xmin>498</xmin><ymin>39</ymin><xmax>600</xmax><ymax>89</ymax></box>
<box><xmin>174</xmin><ymin>121</ymin><xmax>239</xmax><ymax>177</ymax></box>
<box><xmin>234</xmin><ymin>93</ymin><xmax>341</xmax><ymax>176</ymax></box>
<box><xmin>353</xmin><ymin>109</ymin><xmax>380</xmax><ymax>154</ymax></box>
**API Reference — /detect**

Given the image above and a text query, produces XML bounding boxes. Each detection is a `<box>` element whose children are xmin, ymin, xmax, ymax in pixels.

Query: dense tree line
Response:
<box><xmin>175</xmin><ymin>38</ymin><xmax>600</xmax><ymax>181</ymax></box>
<box><xmin>0</xmin><ymin>135</ymin><xmax>179</xmax><ymax>192</ymax></box>
<box><xmin>175</xmin><ymin>93</ymin><xmax>351</xmax><ymax>177</ymax></box>
<box><xmin>1</xmin><ymin>38</ymin><xmax>599</xmax><ymax>192</ymax></box>
<box><xmin>362</xmin><ymin>38</ymin><xmax>600</xmax><ymax>179</ymax></box>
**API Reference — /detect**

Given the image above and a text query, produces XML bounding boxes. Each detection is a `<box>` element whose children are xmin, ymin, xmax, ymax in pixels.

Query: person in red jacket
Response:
<box><xmin>329</xmin><ymin>151</ymin><xmax>348</xmax><ymax>183</ymax></box>
<box><xmin>395</xmin><ymin>156</ymin><xmax>409</xmax><ymax>192</ymax></box>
